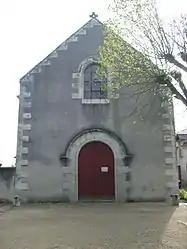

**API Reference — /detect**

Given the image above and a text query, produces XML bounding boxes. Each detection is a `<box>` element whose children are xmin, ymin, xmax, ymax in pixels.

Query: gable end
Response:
<box><xmin>20</xmin><ymin>17</ymin><xmax>103</xmax><ymax>84</ymax></box>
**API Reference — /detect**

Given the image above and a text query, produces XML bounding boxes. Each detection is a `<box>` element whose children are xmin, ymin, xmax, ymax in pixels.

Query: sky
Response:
<box><xmin>0</xmin><ymin>0</ymin><xmax>187</xmax><ymax>166</ymax></box>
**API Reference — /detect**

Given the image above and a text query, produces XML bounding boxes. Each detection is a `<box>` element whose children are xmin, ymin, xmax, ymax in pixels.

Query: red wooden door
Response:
<box><xmin>78</xmin><ymin>141</ymin><xmax>115</xmax><ymax>199</ymax></box>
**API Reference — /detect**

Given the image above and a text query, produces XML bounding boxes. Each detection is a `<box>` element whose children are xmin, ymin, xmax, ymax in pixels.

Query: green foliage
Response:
<box><xmin>98</xmin><ymin>21</ymin><xmax>168</xmax><ymax>101</ymax></box>
<box><xmin>179</xmin><ymin>189</ymin><xmax>187</xmax><ymax>200</ymax></box>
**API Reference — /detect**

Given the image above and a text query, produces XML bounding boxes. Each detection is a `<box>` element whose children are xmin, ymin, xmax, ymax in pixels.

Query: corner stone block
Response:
<box><xmin>22</xmin><ymin>136</ymin><xmax>29</xmax><ymax>142</ymax></box>
<box><xmin>23</xmin><ymin>102</ymin><xmax>32</xmax><ymax>108</ymax></box>
<box><xmin>58</xmin><ymin>43</ymin><xmax>68</xmax><ymax>50</ymax></box>
<box><xmin>165</xmin><ymin>158</ymin><xmax>176</xmax><ymax>164</ymax></box>
<box><xmin>162</xmin><ymin>113</ymin><xmax>170</xmax><ymax>119</ymax></box>
<box><xmin>23</xmin><ymin>113</ymin><xmax>32</xmax><ymax>119</ymax></box>
<box><xmin>162</xmin><ymin>124</ymin><xmax>173</xmax><ymax>131</ymax></box>
<box><xmin>40</xmin><ymin>59</ymin><xmax>51</xmax><ymax>66</ymax></box>
<box><xmin>163</xmin><ymin>135</ymin><xmax>174</xmax><ymax>142</ymax></box>
<box><xmin>31</xmin><ymin>67</ymin><xmax>42</xmax><ymax>74</ymax></box>
<box><xmin>67</xmin><ymin>36</ymin><xmax>78</xmax><ymax>42</ymax></box>
<box><xmin>21</xmin><ymin>147</ymin><xmax>28</xmax><ymax>154</ymax></box>
<box><xmin>164</xmin><ymin>146</ymin><xmax>174</xmax><ymax>153</ymax></box>
<box><xmin>22</xmin><ymin>124</ymin><xmax>31</xmax><ymax>130</ymax></box>
<box><xmin>20</xmin><ymin>160</ymin><xmax>28</xmax><ymax>166</ymax></box>
<box><xmin>22</xmin><ymin>92</ymin><xmax>31</xmax><ymax>98</ymax></box>
<box><xmin>49</xmin><ymin>51</ymin><xmax>58</xmax><ymax>58</ymax></box>
<box><xmin>77</xmin><ymin>29</ymin><xmax>87</xmax><ymax>35</ymax></box>
<box><xmin>21</xmin><ymin>74</ymin><xmax>33</xmax><ymax>83</ymax></box>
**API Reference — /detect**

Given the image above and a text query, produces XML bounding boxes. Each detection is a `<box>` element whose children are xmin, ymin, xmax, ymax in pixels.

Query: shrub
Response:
<box><xmin>179</xmin><ymin>189</ymin><xmax>187</xmax><ymax>200</ymax></box>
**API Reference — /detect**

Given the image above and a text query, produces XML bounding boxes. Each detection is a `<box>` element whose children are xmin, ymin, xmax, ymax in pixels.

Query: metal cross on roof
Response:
<box><xmin>89</xmin><ymin>12</ymin><xmax>98</xmax><ymax>19</ymax></box>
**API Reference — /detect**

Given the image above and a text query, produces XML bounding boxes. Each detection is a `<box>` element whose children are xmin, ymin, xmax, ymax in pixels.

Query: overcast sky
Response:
<box><xmin>0</xmin><ymin>0</ymin><xmax>187</xmax><ymax>166</ymax></box>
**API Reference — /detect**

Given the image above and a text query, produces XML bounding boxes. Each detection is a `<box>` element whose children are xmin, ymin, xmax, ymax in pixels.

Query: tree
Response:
<box><xmin>98</xmin><ymin>0</ymin><xmax>187</xmax><ymax>107</ymax></box>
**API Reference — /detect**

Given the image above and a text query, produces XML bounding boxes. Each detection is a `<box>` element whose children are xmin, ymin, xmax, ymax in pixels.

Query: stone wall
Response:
<box><xmin>0</xmin><ymin>168</ymin><xmax>15</xmax><ymax>202</ymax></box>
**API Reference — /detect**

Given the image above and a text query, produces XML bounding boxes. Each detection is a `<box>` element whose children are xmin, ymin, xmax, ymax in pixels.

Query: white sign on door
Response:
<box><xmin>101</xmin><ymin>166</ymin><xmax>108</xmax><ymax>172</ymax></box>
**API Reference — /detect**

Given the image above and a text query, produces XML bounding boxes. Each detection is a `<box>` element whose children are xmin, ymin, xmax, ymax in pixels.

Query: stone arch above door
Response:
<box><xmin>60</xmin><ymin>128</ymin><xmax>133</xmax><ymax>202</ymax></box>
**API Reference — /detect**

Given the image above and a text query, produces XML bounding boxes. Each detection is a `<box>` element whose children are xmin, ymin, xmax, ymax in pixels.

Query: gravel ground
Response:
<box><xmin>0</xmin><ymin>203</ymin><xmax>13</xmax><ymax>214</ymax></box>
<box><xmin>0</xmin><ymin>203</ymin><xmax>186</xmax><ymax>249</ymax></box>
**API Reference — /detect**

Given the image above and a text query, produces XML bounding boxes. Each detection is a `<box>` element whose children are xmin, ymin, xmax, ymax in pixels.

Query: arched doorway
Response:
<box><xmin>78</xmin><ymin>141</ymin><xmax>115</xmax><ymax>199</ymax></box>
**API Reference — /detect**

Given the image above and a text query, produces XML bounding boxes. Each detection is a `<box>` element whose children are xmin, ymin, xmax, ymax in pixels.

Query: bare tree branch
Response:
<box><xmin>99</xmin><ymin>0</ymin><xmax>187</xmax><ymax>108</ymax></box>
<box><xmin>164</xmin><ymin>54</ymin><xmax>187</xmax><ymax>72</ymax></box>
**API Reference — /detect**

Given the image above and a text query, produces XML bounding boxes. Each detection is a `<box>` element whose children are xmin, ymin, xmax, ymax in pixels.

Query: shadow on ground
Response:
<box><xmin>0</xmin><ymin>203</ymin><xmax>186</xmax><ymax>249</ymax></box>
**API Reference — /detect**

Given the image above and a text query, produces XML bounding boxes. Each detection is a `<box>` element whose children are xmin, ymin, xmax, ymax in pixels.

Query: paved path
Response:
<box><xmin>0</xmin><ymin>203</ymin><xmax>187</xmax><ymax>249</ymax></box>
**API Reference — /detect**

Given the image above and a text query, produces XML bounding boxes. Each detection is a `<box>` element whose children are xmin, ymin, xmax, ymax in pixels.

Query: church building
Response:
<box><xmin>15</xmin><ymin>13</ymin><xmax>178</xmax><ymax>202</ymax></box>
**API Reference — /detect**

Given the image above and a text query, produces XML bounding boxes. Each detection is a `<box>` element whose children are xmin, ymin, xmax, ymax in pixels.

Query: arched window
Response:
<box><xmin>83</xmin><ymin>63</ymin><xmax>107</xmax><ymax>100</ymax></box>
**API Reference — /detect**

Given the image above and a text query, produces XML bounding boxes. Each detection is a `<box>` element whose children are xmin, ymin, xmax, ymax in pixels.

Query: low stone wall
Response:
<box><xmin>0</xmin><ymin>168</ymin><xmax>16</xmax><ymax>203</ymax></box>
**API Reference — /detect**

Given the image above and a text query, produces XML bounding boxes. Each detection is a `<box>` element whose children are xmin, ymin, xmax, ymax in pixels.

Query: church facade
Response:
<box><xmin>15</xmin><ymin>14</ymin><xmax>178</xmax><ymax>202</ymax></box>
